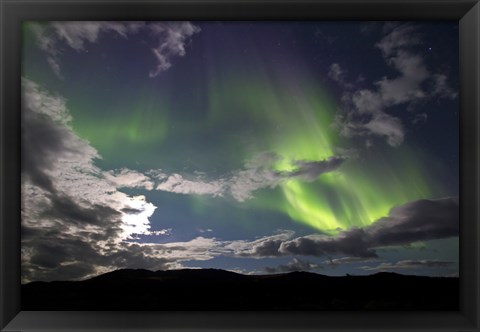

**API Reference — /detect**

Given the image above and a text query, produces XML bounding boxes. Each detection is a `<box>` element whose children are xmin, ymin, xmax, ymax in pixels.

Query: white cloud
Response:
<box><xmin>432</xmin><ymin>74</ymin><xmax>458</xmax><ymax>100</ymax></box>
<box><xmin>104</xmin><ymin>168</ymin><xmax>155</xmax><ymax>190</ymax></box>
<box><xmin>224</xmin><ymin>230</ymin><xmax>296</xmax><ymax>257</ymax></box>
<box><xmin>50</xmin><ymin>21</ymin><xmax>130</xmax><ymax>50</ymax></box>
<box><xmin>148</xmin><ymin>22</ymin><xmax>200</xmax><ymax>77</ymax></box>
<box><xmin>120</xmin><ymin>195</ymin><xmax>157</xmax><ymax>237</ymax></box>
<box><xmin>412</xmin><ymin>112</ymin><xmax>428</xmax><ymax>124</ymax></box>
<box><xmin>152</xmin><ymin>154</ymin><xmax>345</xmax><ymax>202</ymax></box>
<box><xmin>156</xmin><ymin>173</ymin><xmax>227</xmax><ymax>196</ymax></box>
<box><xmin>364</xmin><ymin>113</ymin><xmax>404</xmax><ymax>147</ymax></box>
<box><xmin>332</xmin><ymin>23</ymin><xmax>457</xmax><ymax>147</ymax></box>
<box><xmin>22</xmin><ymin>79</ymin><xmax>72</xmax><ymax>124</ymax></box>
<box><xmin>351</xmin><ymin>89</ymin><xmax>383</xmax><ymax>114</ymax></box>
<box><xmin>47</xmin><ymin>57</ymin><xmax>63</xmax><ymax>79</ymax></box>
<box><xmin>328</xmin><ymin>63</ymin><xmax>353</xmax><ymax>89</ymax></box>
<box><xmin>375</xmin><ymin>24</ymin><xmax>421</xmax><ymax>56</ymax></box>
<box><xmin>30</xmin><ymin>21</ymin><xmax>200</xmax><ymax>78</ymax></box>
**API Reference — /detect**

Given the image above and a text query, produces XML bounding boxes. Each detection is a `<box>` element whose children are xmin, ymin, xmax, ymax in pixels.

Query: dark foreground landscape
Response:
<box><xmin>22</xmin><ymin>269</ymin><xmax>458</xmax><ymax>310</ymax></box>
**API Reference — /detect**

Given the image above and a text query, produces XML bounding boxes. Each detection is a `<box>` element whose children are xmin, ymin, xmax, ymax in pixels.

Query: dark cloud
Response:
<box><xmin>281</xmin><ymin>228</ymin><xmax>377</xmax><ymax>258</ymax></box>
<box><xmin>28</xmin><ymin>238</ymin><xmax>99</xmax><ymax>270</ymax></box>
<box><xmin>368</xmin><ymin>197</ymin><xmax>459</xmax><ymax>247</ymax></box>
<box><xmin>245</xmin><ymin>239</ymin><xmax>284</xmax><ymax>257</ymax></box>
<box><xmin>120</xmin><ymin>207</ymin><xmax>144</xmax><ymax>214</ymax></box>
<box><xmin>22</xmin><ymin>234</ymin><xmax>178</xmax><ymax>282</ymax></box>
<box><xmin>44</xmin><ymin>194</ymin><xmax>122</xmax><ymax>227</ymax></box>
<box><xmin>256</xmin><ymin>197</ymin><xmax>459</xmax><ymax>259</ymax></box>
<box><xmin>282</xmin><ymin>157</ymin><xmax>345</xmax><ymax>182</ymax></box>
<box><xmin>22</xmin><ymin>99</ymin><xmax>72</xmax><ymax>193</ymax></box>
<box><xmin>228</xmin><ymin>198</ymin><xmax>458</xmax><ymax>262</ymax></box>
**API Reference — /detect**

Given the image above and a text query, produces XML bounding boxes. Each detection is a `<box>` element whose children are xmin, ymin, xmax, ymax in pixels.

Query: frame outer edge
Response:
<box><xmin>1</xmin><ymin>0</ymin><xmax>479</xmax><ymax>331</ymax></box>
<box><xmin>0</xmin><ymin>0</ymin><xmax>22</xmax><ymax>331</ymax></box>
<box><xmin>460</xmin><ymin>1</ymin><xmax>480</xmax><ymax>330</ymax></box>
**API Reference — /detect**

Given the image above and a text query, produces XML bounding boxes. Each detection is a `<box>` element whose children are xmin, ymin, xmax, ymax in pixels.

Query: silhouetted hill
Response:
<box><xmin>22</xmin><ymin>269</ymin><xmax>458</xmax><ymax>310</ymax></box>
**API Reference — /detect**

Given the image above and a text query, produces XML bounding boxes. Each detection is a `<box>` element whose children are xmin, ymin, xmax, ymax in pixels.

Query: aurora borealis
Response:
<box><xmin>21</xmin><ymin>21</ymin><xmax>459</xmax><ymax>282</ymax></box>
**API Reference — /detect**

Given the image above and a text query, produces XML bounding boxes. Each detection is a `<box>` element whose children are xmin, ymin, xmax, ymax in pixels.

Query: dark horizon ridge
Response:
<box><xmin>22</xmin><ymin>267</ymin><xmax>459</xmax><ymax>311</ymax></box>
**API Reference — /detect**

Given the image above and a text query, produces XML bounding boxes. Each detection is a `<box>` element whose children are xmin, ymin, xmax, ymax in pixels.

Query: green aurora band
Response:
<box><xmin>63</xmin><ymin>36</ymin><xmax>439</xmax><ymax>235</ymax></box>
<box><xmin>200</xmin><ymin>58</ymin><xmax>436</xmax><ymax>234</ymax></box>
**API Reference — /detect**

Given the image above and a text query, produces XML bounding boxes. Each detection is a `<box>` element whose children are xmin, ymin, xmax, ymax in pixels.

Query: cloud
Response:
<box><xmin>412</xmin><ymin>112</ymin><xmax>428</xmax><ymax>124</ymax></box>
<box><xmin>328</xmin><ymin>63</ymin><xmax>353</xmax><ymax>89</ymax></box>
<box><xmin>363</xmin><ymin>113</ymin><xmax>404</xmax><ymax>147</ymax></box>
<box><xmin>104</xmin><ymin>168</ymin><xmax>155</xmax><ymax>190</ymax></box>
<box><xmin>280</xmin><ymin>228</ymin><xmax>377</xmax><ymax>258</ymax></box>
<box><xmin>328</xmin><ymin>256</ymin><xmax>378</xmax><ymax>265</ymax></box>
<box><xmin>360</xmin><ymin>259</ymin><xmax>455</xmax><ymax>271</ymax></box>
<box><xmin>19</xmin><ymin>82</ymin><xmax>344</xmax><ymax>282</ymax></box>
<box><xmin>153</xmin><ymin>154</ymin><xmax>345</xmax><ymax>202</ymax></box>
<box><xmin>333</xmin><ymin>23</ymin><xmax>457</xmax><ymax>147</ymax></box>
<box><xmin>367</xmin><ymin>197</ymin><xmax>459</xmax><ymax>247</ymax></box>
<box><xmin>351</xmin><ymin>89</ymin><xmax>384</xmax><ymax>114</ymax></box>
<box><xmin>431</xmin><ymin>74</ymin><xmax>458</xmax><ymax>100</ymax></box>
<box><xmin>375</xmin><ymin>24</ymin><xmax>421</xmax><ymax>56</ymax></box>
<box><xmin>155</xmin><ymin>173</ymin><xmax>227</xmax><ymax>196</ymax></box>
<box><xmin>30</xmin><ymin>21</ymin><xmax>200</xmax><ymax>78</ymax></box>
<box><xmin>285</xmin><ymin>157</ymin><xmax>344</xmax><ymax>182</ymax></box>
<box><xmin>229</xmin><ymin>197</ymin><xmax>458</xmax><ymax>260</ymax></box>
<box><xmin>22</xmin><ymin>79</ymin><xmax>163</xmax><ymax>240</ymax></box>
<box><xmin>21</xmin><ymin>79</ymin><xmax>176</xmax><ymax>282</ymax></box>
<box><xmin>265</xmin><ymin>257</ymin><xmax>322</xmax><ymax>273</ymax></box>
<box><xmin>227</xmin><ymin>230</ymin><xmax>296</xmax><ymax>257</ymax></box>
<box><xmin>49</xmin><ymin>21</ymin><xmax>132</xmax><ymax>50</ymax></box>
<box><xmin>148</xmin><ymin>22</ymin><xmax>200</xmax><ymax>77</ymax></box>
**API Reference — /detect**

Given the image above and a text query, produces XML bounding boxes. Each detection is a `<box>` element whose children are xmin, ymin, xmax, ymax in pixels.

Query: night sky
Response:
<box><xmin>21</xmin><ymin>21</ymin><xmax>459</xmax><ymax>283</ymax></box>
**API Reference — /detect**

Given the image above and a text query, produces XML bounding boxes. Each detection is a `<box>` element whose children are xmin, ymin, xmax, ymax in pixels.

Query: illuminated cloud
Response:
<box><xmin>333</xmin><ymin>23</ymin><xmax>457</xmax><ymax>147</ymax></box>
<box><xmin>155</xmin><ymin>173</ymin><xmax>227</xmax><ymax>197</ymax></box>
<box><xmin>104</xmin><ymin>168</ymin><xmax>155</xmax><ymax>190</ymax></box>
<box><xmin>21</xmin><ymin>79</ymin><xmax>165</xmax><ymax>281</ymax></box>
<box><xmin>153</xmin><ymin>154</ymin><xmax>345</xmax><ymax>202</ymax></box>
<box><xmin>328</xmin><ymin>63</ymin><xmax>353</xmax><ymax>89</ymax></box>
<box><xmin>30</xmin><ymin>21</ymin><xmax>200</xmax><ymax>78</ymax></box>
<box><xmin>148</xmin><ymin>22</ymin><xmax>201</xmax><ymax>77</ymax></box>
<box><xmin>225</xmin><ymin>230</ymin><xmax>296</xmax><ymax>257</ymax></box>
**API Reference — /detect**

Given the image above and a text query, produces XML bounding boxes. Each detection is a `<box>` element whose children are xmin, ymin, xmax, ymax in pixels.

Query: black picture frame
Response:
<box><xmin>1</xmin><ymin>0</ymin><xmax>479</xmax><ymax>331</ymax></box>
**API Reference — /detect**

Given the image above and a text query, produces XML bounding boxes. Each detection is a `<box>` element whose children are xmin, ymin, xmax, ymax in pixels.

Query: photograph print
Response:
<box><xmin>21</xmin><ymin>21</ymin><xmax>459</xmax><ymax>310</ymax></box>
